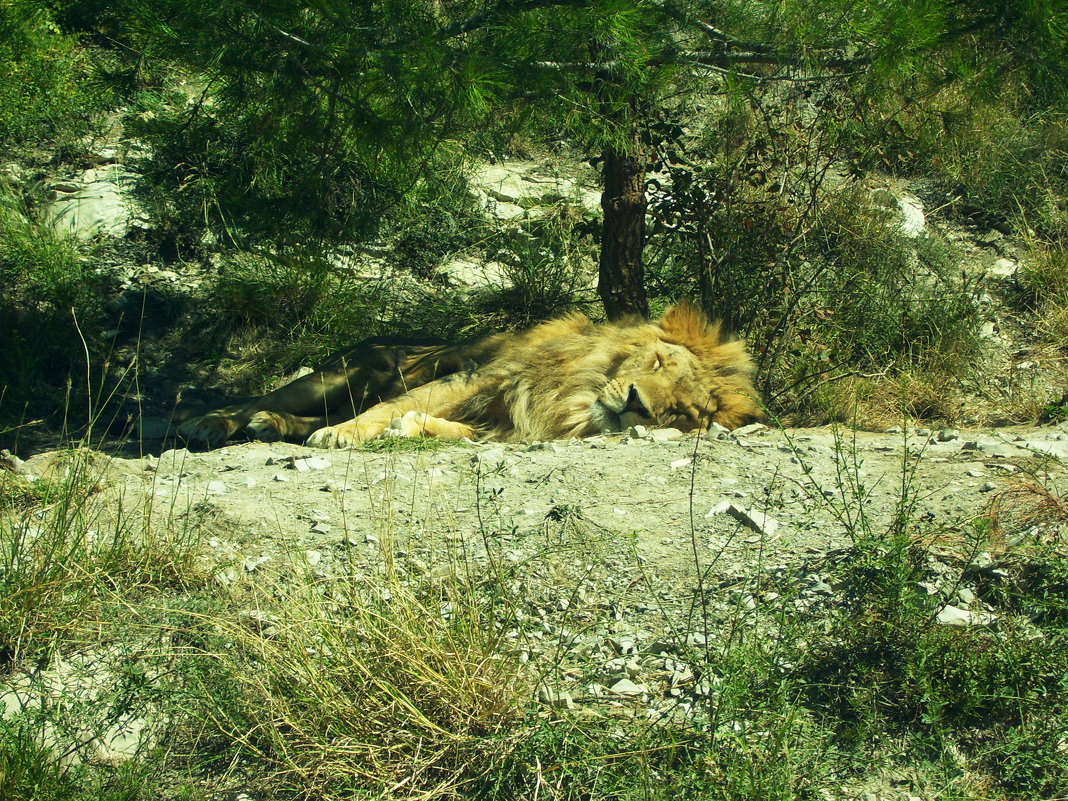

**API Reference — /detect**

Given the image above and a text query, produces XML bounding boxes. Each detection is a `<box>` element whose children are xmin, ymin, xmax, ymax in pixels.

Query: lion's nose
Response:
<box><xmin>624</xmin><ymin>385</ymin><xmax>651</xmax><ymax>418</ymax></box>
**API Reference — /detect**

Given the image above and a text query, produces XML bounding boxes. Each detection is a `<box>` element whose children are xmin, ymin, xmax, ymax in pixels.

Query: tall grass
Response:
<box><xmin>185</xmin><ymin>569</ymin><xmax>527</xmax><ymax>799</ymax></box>
<box><xmin>0</xmin><ymin>449</ymin><xmax>203</xmax><ymax>667</ymax></box>
<box><xmin>4</xmin><ymin>423</ymin><xmax>1068</xmax><ymax>799</ymax></box>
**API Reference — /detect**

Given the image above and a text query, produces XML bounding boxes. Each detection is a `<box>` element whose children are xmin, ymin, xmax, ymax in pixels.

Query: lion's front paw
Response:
<box><xmin>306</xmin><ymin>421</ymin><xmax>376</xmax><ymax>449</ymax></box>
<box><xmin>305</xmin><ymin>425</ymin><xmax>343</xmax><ymax>449</ymax></box>
<box><xmin>178</xmin><ymin>412</ymin><xmax>241</xmax><ymax>448</ymax></box>
<box><xmin>598</xmin><ymin>379</ymin><xmax>629</xmax><ymax>414</ymax></box>
<box><xmin>246</xmin><ymin>411</ymin><xmax>286</xmax><ymax>442</ymax></box>
<box><xmin>386</xmin><ymin>410</ymin><xmax>428</xmax><ymax>438</ymax></box>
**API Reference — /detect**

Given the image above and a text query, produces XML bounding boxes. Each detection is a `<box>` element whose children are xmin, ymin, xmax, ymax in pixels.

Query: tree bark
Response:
<box><xmin>598</xmin><ymin>136</ymin><xmax>649</xmax><ymax>320</ymax></box>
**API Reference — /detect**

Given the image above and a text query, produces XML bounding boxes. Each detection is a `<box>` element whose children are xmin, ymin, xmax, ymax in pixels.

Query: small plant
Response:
<box><xmin>491</xmin><ymin>206</ymin><xmax>597</xmax><ymax>325</ymax></box>
<box><xmin>1018</xmin><ymin>234</ymin><xmax>1068</xmax><ymax>351</ymax></box>
<box><xmin>0</xmin><ymin>448</ymin><xmax>204</xmax><ymax>667</ymax></box>
<box><xmin>186</xmin><ymin>564</ymin><xmax>528</xmax><ymax>799</ymax></box>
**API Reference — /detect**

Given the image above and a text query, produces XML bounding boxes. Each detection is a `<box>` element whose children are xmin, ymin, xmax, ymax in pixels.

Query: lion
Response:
<box><xmin>177</xmin><ymin>304</ymin><xmax>761</xmax><ymax>448</ymax></box>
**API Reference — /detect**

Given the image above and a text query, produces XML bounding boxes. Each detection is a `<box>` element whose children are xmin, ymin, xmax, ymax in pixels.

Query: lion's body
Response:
<box><xmin>178</xmin><ymin>305</ymin><xmax>761</xmax><ymax>448</ymax></box>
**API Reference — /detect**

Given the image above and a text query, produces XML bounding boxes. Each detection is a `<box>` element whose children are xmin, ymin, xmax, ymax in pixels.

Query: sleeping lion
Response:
<box><xmin>178</xmin><ymin>304</ymin><xmax>762</xmax><ymax>448</ymax></box>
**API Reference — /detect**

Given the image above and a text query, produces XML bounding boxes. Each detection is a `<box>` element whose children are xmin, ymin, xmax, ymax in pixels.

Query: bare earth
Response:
<box><xmin>27</xmin><ymin>422</ymin><xmax>1067</xmax><ymax>630</ymax></box>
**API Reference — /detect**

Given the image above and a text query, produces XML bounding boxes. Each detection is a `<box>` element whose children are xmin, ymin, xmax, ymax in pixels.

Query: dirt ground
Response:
<box><xmin>24</xmin><ymin>421</ymin><xmax>1068</xmax><ymax>644</ymax></box>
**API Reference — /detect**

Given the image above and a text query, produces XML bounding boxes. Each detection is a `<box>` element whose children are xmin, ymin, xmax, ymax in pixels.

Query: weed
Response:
<box><xmin>490</xmin><ymin>206</ymin><xmax>598</xmax><ymax>325</ymax></box>
<box><xmin>183</xmin><ymin>568</ymin><xmax>527</xmax><ymax>799</ymax></box>
<box><xmin>1018</xmin><ymin>233</ymin><xmax>1068</xmax><ymax>350</ymax></box>
<box><xmin>0</xmin><ymin>719</ymin><xmax>79</xmax><ymax>801</ymax></box>
<box><xmin>355</xmin><ymin>434</ymin><xmax>457</xmax><ymax>453</ymax></box>
<box><xmin>0</xmin><ymin>448</ymin><xmax>204</xmax><ymax>666</ymax></box>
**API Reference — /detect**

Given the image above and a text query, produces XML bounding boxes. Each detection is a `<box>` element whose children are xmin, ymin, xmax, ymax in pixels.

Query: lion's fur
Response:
<box><xmin>178</xmin><ymin>305</ymin><xmax>761</xmax><ymax>448</ymax></box>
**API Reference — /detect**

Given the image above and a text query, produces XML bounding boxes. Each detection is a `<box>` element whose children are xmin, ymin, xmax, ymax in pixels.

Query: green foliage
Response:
<box><xmin>806</xmin><ymin>195</ymin><xmax>980</xmax><ymax>373</ymax></box>
<box><xmin>491</xmin><ymin>207</ymin><xmax>597</xmax><ymax>325</ymax></box>
<box><xmin>386</xmin><ymin>164</ymin><xmax>489</xmax><ymax>280</ymax></box>
<box><xmin>0</xmin><ymin>182</ymin><xmax>110</xmax><ymax>430</ymax></box>
<box><xmin>119</xmin><ymin>0</ymin><xmax>509</xmax><ymax>249</ymax></box>
<box><xmin>1017</xmin><ymin>233</ymin><xmax>1068</xmax><ymax>350</ymax></box>
<box><xmin>0</xmin><ymin>720</ymin><xmax>78</xmax><ymax>801</ymax></box>
<box><xmin>839</xmin><ymin>24</ymin><xmax>1068</xmax><ymax>237</ymax></box>
<box><xmin>0</xmin><ymin>2</ymin><xmax>118</xmax><ymax>156</ymax></box>
<box><xmin>486</xmin><ymin>711</ymin><xmax>830</xmax><ymax>801</ymax></box>
<box><xmin>648</xmin><ymin>112</ymin><xmax>982</xmax><ymax>423</ymax></box>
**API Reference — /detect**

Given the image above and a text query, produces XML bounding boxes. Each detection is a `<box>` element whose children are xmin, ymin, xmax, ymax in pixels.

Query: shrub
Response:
<box><xmin>648</xmin><ymin>151</ymin><xmax>981</xmax><ymax>425</ymax></box>
<box><xmin>0</xmin><ymin>2</ymin><xmax>118</xmax><ymax>157</ymax></box>
<box><xmin>0</xmin><ymin>183</ymin><xmax>108</xmax><ymax>432</ymax></box>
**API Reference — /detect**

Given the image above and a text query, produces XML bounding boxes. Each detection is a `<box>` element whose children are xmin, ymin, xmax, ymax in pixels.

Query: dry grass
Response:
<box><xmin>198</xmin><ymin>568</ymin><xmax>529</xmax><ymax>799</ymax></box>
<box><xmin>789</xmin><ymin>367</ymin><xmax>969</xmax><ymax>430</ymax></box>
<box><xmin>0</xmin><ymin>449</ymin><xmax>205</xmax><ymax>665</ymax></box>
<box><xmin>990</xmin><ymin>477</ymin><xmax>1068</xmax><ymax>552</ymax></box>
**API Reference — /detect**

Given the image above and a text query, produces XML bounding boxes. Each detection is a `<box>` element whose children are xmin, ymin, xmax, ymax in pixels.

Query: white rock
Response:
<box><xmin>609</xmin><ymin>678</ymin><xmax>647</xmax><ymax>696</ymax></box>
<box><xmin>44</xmin><ymin>165</ymin><xmax>144</xmax><ymax>240</ymax></box>
<box><xmin>936</xmin><ymin>605</ymin><xmax>997</xmax><ymax>627</ymax></box>
<box><xmin>990</xmin><ymin>258</ymin><xmax>1017</xmax><ymax>278</ymax></box>
<box><xmin>731</xmin><ymin>423</ymin><xmax>768</xmax><ymax>437</ymax></box>
<box><xmin>649</xmin><ymin>427</ymin><xmax>685</xmax><ymax>442</ymax></box>
<box><xmin>708</xmin><ymin>503</ymin><xmax>780</xmax><ymax>537</ymax></box>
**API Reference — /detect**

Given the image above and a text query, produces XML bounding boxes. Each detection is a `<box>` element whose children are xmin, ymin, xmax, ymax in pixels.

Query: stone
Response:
<box><xmin>708</xmin><ymin>502</ymin><xmax>781</xmax><ymax>537</ymax></box>
<box><xmin>936</xmin><ymin>605</ymin><xmax>997</xmax><ymax>627</ymax></box>
<box><xmin>649</xmin><ymin>427</ymin><xmax>685</xmax><ymax>442</ymax></box>
<box><xmin>44</xmin><ymin>165</ymin><xmax>145</xmax><ymax>240</ymax></box>
<box><xmin>291</xmin><ymin>456</ymin><xmax>331</xmax><ymax>471</ymax></box>
<box><xmin>537</xmin><ymin>686</ymin><xmax>575</xmax><ymax>708</ymax></box>
<box><xmin>608</xmin><ymin>678</ymin><xmax>647</xmax><ymax>696</ymax></box>
<box><xmin>731</xmin><ymin>423</ymin><xmax>768</xmax><ymax>437</ymax></box>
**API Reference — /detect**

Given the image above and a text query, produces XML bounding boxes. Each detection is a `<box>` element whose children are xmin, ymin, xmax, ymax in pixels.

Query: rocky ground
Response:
<box><xmin>8</xmin><ymin>419</ymin><xmax>1066</xmax><ymax>770</ymax></box>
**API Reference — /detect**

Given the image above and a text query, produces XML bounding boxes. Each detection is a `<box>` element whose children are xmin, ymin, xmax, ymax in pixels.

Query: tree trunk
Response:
<box><xmin>598</xmin><ymin>138</ymin><xmax>649</xmax><ymax>320</ymax></box>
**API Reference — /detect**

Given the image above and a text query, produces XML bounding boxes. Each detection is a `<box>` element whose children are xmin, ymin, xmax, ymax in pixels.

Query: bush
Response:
<box><xmin>0</xmin><ymin>2</ymin><xmax>118</xmax><ymax>157</ymax></box>
<box><xmin>0</xmin><ymin>183</ymin><xmax>109</xmax><ymax>432</ymax></box>
<box><xmin>841</xmin><ymin>75</ymin><xmax>1068</xmax><ymax>239</ymax></box>
<box><xmin>648</xmin><ymin>138</ymin><xmax>982</xmax><ymax>425</ymax></box>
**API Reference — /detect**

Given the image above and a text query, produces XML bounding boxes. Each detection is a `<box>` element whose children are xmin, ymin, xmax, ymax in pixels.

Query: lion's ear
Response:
<box><xmin>658</xmin><ymin>304</ymin><xmax>722</xmax><ymax>344</ymax></box>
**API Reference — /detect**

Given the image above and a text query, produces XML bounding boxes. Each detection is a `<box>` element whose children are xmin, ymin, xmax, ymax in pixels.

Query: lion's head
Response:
<box><xmin>588</xmin><ymin>305</ymin><xmax>762</xmax><ymax>434</ymax></box>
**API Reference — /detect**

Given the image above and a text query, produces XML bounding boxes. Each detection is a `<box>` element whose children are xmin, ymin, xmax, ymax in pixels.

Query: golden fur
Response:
<box><xmin>178</xmin><ymin>305</ymin><xmax>761</xmax><ymax>448</ymax></box>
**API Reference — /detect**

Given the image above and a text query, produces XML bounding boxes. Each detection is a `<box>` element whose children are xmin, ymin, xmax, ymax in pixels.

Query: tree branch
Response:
<box><xmin>432</xmin><ymin>0</ymin><xmax>587</xmax><ymax>42</ymax></box>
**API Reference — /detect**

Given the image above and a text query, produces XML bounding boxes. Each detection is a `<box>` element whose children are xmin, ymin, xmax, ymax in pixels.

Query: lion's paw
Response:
<box><xmin>306</xmin><ymin>422</ymin><xmax>365</xmax><ymax>449</ymax></box>
<box><xmin>246</xmin><ymin>411</ymin><xmax>285</xmax><ymax>442</ymax></box>
<box><xmin>178</xmin><ymin>413</ymin><xmax>240</xmax><ymax>448</ymax></box>
<box><xmin>598</xmin><ymin>379</ymin><xmax>629</xmax><ymax>414</ymax></box>
<box><xmin>385</xmin><ymin>410</ymin><xmax>428</xmax><ymax>438</ymax></box>
<box><xmin>305</xmin><ymin>426</ymin><xmax>341</xmax><ymax>449</ymax></box>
